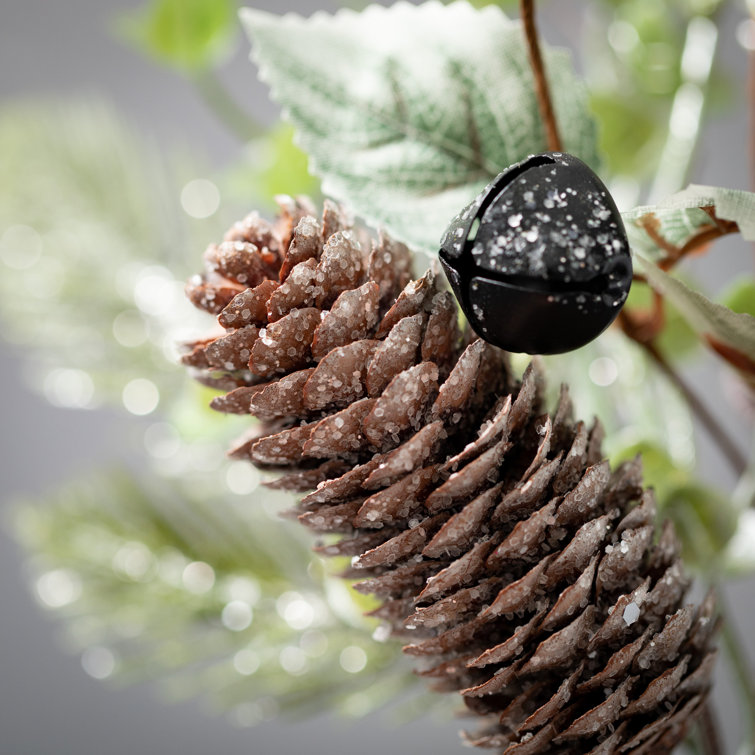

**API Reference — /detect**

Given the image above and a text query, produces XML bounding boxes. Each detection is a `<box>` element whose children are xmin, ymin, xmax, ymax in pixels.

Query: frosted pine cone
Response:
<box><xmin>183</xmin><ymin>198</ymin><xmax>717</xmax><ymax>754</ymax></box>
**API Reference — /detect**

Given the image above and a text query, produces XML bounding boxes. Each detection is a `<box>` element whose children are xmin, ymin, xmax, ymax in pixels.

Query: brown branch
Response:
<box><xmin>520</xmin><ymin>0</ymin><xmax>562</xmax><ymax>152</ymax></box>
<box><xmin>641</xmin><ymin>341</ymin><xmax>748</xmax><ymax>479</ymax></box>
<box><xmin>699</xmin><ymin>701</ymin><xmax>724</xmax><ymax>755</ymax></box>
<box><xmin>705</xmin><ymin>336</ymin><xmax>755</xmax><ymax>380</ymax></box>
<box><xmin>636</xmin><ymin>208</ymin><xmax>739</xmax><ymax>271</ymax></box>
<box><xmin>618</xmin><ymin>292</ymin><xmax>666</xmax><ymax>344</ymax></box>
<box><xmin>619</xmin><ymin>310</ymin><xmax>747</xmax><ymax>477</ymax></box>
<box><xmin>639</xmin><ymin>214</ymin><xmax>678</xmax><ymax>258</ymax></box>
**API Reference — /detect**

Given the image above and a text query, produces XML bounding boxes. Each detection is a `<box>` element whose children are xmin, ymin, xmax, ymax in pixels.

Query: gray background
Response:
<box><xmin>1</xmin><ymin>1</ymin><xmax>753</xmax><ymax>754</ymax></box>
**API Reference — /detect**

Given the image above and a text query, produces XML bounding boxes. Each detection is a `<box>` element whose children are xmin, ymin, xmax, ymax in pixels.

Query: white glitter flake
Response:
<box><xmin>622</xmin><ymin>602</ymin><xmax>640</xmax><ymax>626</ymax></box>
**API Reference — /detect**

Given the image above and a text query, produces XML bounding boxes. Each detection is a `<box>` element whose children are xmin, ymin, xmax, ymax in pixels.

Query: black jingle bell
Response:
<box><xmin>439</xmin><ymin>152</ymin><xmax>632</xmax><ymax>355</ymax></box>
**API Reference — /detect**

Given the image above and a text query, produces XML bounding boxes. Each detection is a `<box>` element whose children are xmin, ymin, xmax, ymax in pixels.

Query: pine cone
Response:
<box><xmin>183</xmin><ymin>198</ymin><xmax>717</xmax><ymax>754</ymax></box>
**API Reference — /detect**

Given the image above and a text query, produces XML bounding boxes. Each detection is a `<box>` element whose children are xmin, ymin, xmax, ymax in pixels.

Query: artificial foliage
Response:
<box><xmin>13</xmin><ymin>470</ymin><xmax>416</xmax><ymax>722</ymax></box>
<box><xmin>2</xmin><ymin>1</ymin><xmax>755</xmax><ymax>754</ymax></box>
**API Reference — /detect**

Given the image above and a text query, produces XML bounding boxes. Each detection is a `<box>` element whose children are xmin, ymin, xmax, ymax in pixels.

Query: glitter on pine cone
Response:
<box><xmin>182</xmin><ymin>197</ymin><xmax>717</xmax><ymax>754</ymax></box>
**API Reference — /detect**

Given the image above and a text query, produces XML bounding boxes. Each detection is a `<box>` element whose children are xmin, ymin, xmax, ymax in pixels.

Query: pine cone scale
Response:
<box><xmin>182</xmin><ymin>199</ymin><xmax>717</xmax><ymax>754</ymax></box>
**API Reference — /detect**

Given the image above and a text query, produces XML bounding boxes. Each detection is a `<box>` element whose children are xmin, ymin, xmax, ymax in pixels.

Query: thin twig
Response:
<box><xmin>643</xmin><ymin>341</ymin><xmax>748</xmax><ymax>478</ymax></box>
<box><xmin>719</xmin><ymin>594</ymin><xmax>755</xmax><ymax>753</ymax></box>
<box><xmin>698</xmin><ymin>701</ymin><xmax>724</xmax><ymax>755</ymax></box>
<box><xmin>520</xmin><ymin>0</ymin><xmax>562</xmax><ymax>152</ymax></box>
<box><xmin>749</xmin><ymin>40</ymin><xmax>755</xmax><ymax>195</ymax></box>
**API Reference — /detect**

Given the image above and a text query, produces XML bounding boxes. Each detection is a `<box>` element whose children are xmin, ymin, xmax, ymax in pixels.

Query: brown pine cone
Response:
<box><xmin>183</xmin><ymin>198</ymin><xmax>717</xmax><ymax>754</ymax></box>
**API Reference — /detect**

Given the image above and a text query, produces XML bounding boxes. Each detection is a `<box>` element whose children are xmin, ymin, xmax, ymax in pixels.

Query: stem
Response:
<box><xmin>749</xmin><ymin>39</ymin><xmax>755</xmax><ymax>194</ymax></box>
<box><xmin>191</xmin><ymin>69</ymin><xmax>264</xmax><ymax>143</ymax></box>
<box><xmin>699</xmin><ymin>701</ymin><xmax>724</xmax><ymax>755</ymax></box>
<box><xmin>719</xmin><ymin>593</ymin><xmax>755</xmax><ymax>752</ymax></box>
<box><xmin>520</xmin><ymin>0</ymin><xmax>562</xmax><ymax>152</ymax></box>
<box><xmin>643</xmin><ymin>342</ymin><xmax>748</xmax><ymax>478</ymax></box>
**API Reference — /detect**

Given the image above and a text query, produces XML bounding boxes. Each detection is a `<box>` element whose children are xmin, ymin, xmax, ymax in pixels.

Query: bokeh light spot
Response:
<box><xmin>182</xmin><ymin>561</ymin><xmax>215</xmax><ymax>594</ymax></box>
<box><xmin>112</xmin><ymin>541</ymin><xmax>154</xmax><ymax>581</ymax></box>
<box><xmin>0</xmin><ymin>224</ymin><xmax>42</xmax><ymax>269</ymax></box>
<box><xmin>588</xmin><ymin>357</ymin><xmax>619</xmax><ymax>387</ymax></box>
<box><xmin>81</xmin><ymin>647</ymin><xmax>116</xmax><ymax>680</ymax></box>
<box><xmin>35</xmin><ymin>569</ymin><xmax>82</xmax><ymax>608</ymax></box>
<box><xmin>122</xmin><ymin>378</ymin><xmax>159</xmax><ymax>415</ymax></box>
<box><xmin>277</xmin><ymin>591</ymin><xmax>315</xmax><ymax>630</ymax></box>
<box><xmin>112</xmin><ymin>309</ymin><xmax>149</xmax><ymax>348</ymax></box>
<box><xmin>233</xmin><ymin>648</ymin><xmax>260</xmax><ymax>676</ymax></box>
<box><xmin>279</xmin><ymin>646</ymin><xmax>308</xmax><ymax>675</ymax></box>
<box><xmin>226</xmin><ymin>462</ymin><xmax>260</xmax><ymax>495</ymax></box>
<box><xmin>221</xmin><ymin>600</ymin><xmax>253</xmax><ymax>631</ymax></box>
<box><xmin>133</xmin><ymin>266</ymin><xmax>179</xmax><ymax>317</ymax></box>
<box><xmin>181</xmin><ymin>179</ymin><xmax>220</xmax><ymax>219</ymax></box>
<box><xmin>339</xmin><ymin>646</ymin><xmax>367</xmax><ymax>674</ymax></box>
<box><xmin>43</xmin><ymin>368</ymin><xmax>95</xmax><ymax>409</ymax></box>
<box><xmin>300</xmin><ymin>630</ymin><xmax>328</xmax><ymax>657</ymax></box>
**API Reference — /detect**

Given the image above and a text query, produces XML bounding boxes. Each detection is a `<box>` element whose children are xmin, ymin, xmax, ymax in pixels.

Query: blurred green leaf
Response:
<box><xmin>12</xmin><ymin>469</ymin><xmax>416</xmax><ymax>722</ymax></box>
<box><xmin>241</xmin><ymin>1</ymin><xmax>599</xmax><ymax>254</ymax></box>
<box><xmin>611</xmin><ymin>441</ymin><xmax>688</xmax><ymax>500</ymax></box>
<box><xmin>663</xmin><ymin>483</ymin><xmax>739</xmax><ymax>569</ymax></box>
<box><xmin>635</xmin><ymin>252</ymin><xmax>755</xmax><ymax>366</ymax></box>
<box><xmin>724</xmin><ymin>509</ymin><xmax>755</xmax><ymax>576</ymax></box>
<box><xmin>612</xmin><ymin>441</ymin><xmax>738</xmax><ymax>570</ymax></box>
<box><xmin>589</xmin><ymin>93</ymin><xmax>659</xmax><ymax>177</ymax></box>
<box><xmin>624</xmin><ymin>280</ymin><xmax>699</xmax><ymax>361</ymax></box>
<box><xmin>225</xmin><ymin>123</ymin><xmax>320</xmax><ymax>209</ymax></box>
<box><xmin>721</xmin><ymin>277</ymin><xmax>755</xmax><ymax>319</ymax></box>
<box><xmin>0</xmin><ymin>101</ymin><xmax>228</xmax><ymax>410</ymax></box>
<box><xmin>118</xmin><ymin>0</ymin><xmax>238</xmax><ymax>72</ymax></box>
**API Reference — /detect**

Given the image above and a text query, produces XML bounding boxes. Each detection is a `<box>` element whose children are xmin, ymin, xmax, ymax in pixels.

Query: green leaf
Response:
<box><xmin>241</xmin><ymin>1</ymin><xmax>600</xmax><ymax>253</ymax></box>
<box><xmin>611</xmin><ymin>441</ymin><xmax>689</xmax><ymax>501</ymax></box>
<box><xmin>118</xmin><ymin>0</ymin><xmax>238</xmax><ymax>72</ymax></box>
<box><xmin>725</xmin><ymin>509</ymin><xmax>755</xmax><ymax>576</ymax></box>
<box><xmin>634</xmin><ymin>252</ymin><xmax>755</xmax><ymax>368</ymax></box>
<box><xmin>662</xmin><ymin>482</ymin><xmax>739</xmax><ymax>571</ymax></box>
<box><xmin>588</xmin><ymin>93</ymin><xmax>659</xmax><ymax>178</ymax></box>
<box><xmin>721</xmin><ymin>277</ymin><xmax>755</xmax><ymax>319</ymax></box>
<box><xmin>225</xmin><ymin>123</ymin><xmax>320</xmax><ymax>208</ymax></box>
<box><xmin>622</xmin><ymin>184</ymin><xmax>755</xmax><ymax>261</ymax></box>
<box><xmin>624</xmin><ymin>280</ymin><xmax>699</xmax><ymax>361</ymax></box>
<box><xmin>12</xmin><ymin>469</ymin><xmax>413</xmax><ymax>722</ymax></box>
